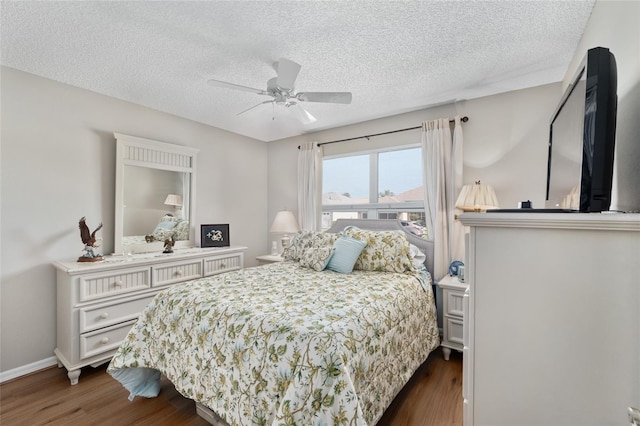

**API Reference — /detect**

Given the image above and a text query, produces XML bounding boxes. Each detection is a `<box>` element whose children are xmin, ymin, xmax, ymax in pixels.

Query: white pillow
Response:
<box><xmin>409</xmin><ymin>244</ymin><xmax>427</xmax><ymax>269</ymax></box>
<box><xmin>299</xmin><ymin>247</ymin><xmax>335</xmax><ymax>271</ymax></box>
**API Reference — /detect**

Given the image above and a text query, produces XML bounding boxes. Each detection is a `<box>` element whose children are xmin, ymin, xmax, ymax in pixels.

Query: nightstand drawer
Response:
<box><xmin>152</xmin><ymin>260</ymin><xmax>202</xmax><ymax>287</ymax></box>
<box><xmin>79</xmin><ymin>294</ymin><xmax>155</xmax><ymax>333</ymax></box>
<box><xmin>444</xmin><ymin>317</ymin><xmax>464</xmax><ymax>346</ymax></box>
<box><xmin>445</xmin><ymin>290</ymin><xmax>465</xmax><ymax>317</ymax></box>
<box><xmin>79</xmin><ymin>267</ymin><xmax>151</xmax><ymax>302</ymax></box>
<box><xmin>204</xmin><ymin>254</ymin><xmax>242</xmax><ymax>276</ymax></box>
<box><xmin>80</xmin><ymin>319</ymin><xmax>136</xmax><ymax>358</ymax></box>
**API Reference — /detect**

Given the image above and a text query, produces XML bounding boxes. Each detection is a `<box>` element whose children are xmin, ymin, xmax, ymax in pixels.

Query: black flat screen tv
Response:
<box><xmin>545</xmin><ymin>47</ymin><xmax>617</xmax><ymax>212</ymax></box>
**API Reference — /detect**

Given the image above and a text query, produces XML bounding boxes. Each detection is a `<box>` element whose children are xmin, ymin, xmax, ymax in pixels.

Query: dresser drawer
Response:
<box><xmin>444</xmin><ymin>316</ymin><xmax>464</xmax><ymax>346</ymax></box>
<box><xmin>152</xmin><ymin>260</ymin><xmax>202</xmax><ymax>287</ymax></box>
<box><xmin>79</xmin><ymin>294</ymin><xmax>155</xmax><ymax>333</ymax></box>
<box><xmin>445</xmin><ymin>289</ymin><xmax>465</xmax><ymax>317</ymax></box>
<box><xmin>79</xmin><ymin>267</ymin><xmax>151</xmax><ymax>302</ymax></box>
<box><xmin>80</xmin><ymin>319</ymin><xmax>136</xmax><ymax>359</ymax></box>
<box><xmin>204</xmin><ymin>254</ymin><xmax>242</xmax><ymax>276</ymax></box>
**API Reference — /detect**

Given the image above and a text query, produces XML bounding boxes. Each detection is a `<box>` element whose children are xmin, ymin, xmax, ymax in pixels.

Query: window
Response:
<box><xmin>322</xmin><ymin>154</ymin><xmax>370</xmax><ymax>204</ymax></box>
<box><xmin>322</xmin><ymin>146</ymin><xmax>427</xmax><ymax>238</ymax></box>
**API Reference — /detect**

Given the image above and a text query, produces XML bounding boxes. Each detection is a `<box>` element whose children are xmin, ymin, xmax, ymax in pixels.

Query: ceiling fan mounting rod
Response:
<box><xmin>270</xmin><ymin>87</ymin><xmax>294</xmax><ymax>99</ymax></box>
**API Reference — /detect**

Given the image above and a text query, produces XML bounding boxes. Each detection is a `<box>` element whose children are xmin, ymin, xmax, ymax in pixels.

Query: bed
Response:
<box><xmin>108</xmin><ymin>219</ymin><xmax>439</xmax><ymax>425</ymax></box>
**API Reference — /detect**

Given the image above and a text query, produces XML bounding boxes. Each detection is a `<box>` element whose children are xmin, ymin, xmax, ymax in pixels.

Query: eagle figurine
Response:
<box><xmin>78</xmin><ymin>217</ymin><xmax>104</xmax><ymax>262</ymax></box>
<box><xmin>163</xmin><ymin>237</ymin><xmax>175</xmax><ymax>254</ymax></box>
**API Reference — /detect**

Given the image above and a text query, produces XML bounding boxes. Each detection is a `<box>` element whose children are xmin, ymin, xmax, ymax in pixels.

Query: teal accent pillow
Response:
<box><xmin>326</xmin><ymin>236</ymin><xmax>367</xmax><ymax>274</ymax></box>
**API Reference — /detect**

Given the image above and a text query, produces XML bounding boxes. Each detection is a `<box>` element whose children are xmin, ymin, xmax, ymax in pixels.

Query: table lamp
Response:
<box><xmin>455</xmin><ymin>181</ymin><xmax>499</xmax><ymax>212</ymax></box>
<box><xmin>270</xmin><ymin>210</ymin><xmax>300</xmax><ymax>251</ymax></box>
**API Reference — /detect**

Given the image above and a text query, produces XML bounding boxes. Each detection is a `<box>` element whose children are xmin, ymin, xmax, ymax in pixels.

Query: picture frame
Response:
<box><xmin>200</xmin><ymin>224</ymin><xmax>230</xmax><ymax>248</ymax></box>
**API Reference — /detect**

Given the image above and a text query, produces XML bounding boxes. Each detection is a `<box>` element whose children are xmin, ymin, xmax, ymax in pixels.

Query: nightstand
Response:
<box><xmin>437</xmin><ymin>274</ymin><xmax>468</xmax><ymax>360</ymax></box>
<box><xmin>256</xmin><ymin>254</ymin><xmax>284</xmax><ymax>265</ymax></box>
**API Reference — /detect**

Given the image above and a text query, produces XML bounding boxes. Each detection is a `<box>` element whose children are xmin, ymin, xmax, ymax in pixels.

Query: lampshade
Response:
<box><xmin>164</xmin><ymin>194</ymin><xmax>183</xmax><ymax>207</ymax></box>
<box><xmin>270</xmin><ymin>210</ymin><xmax>300</xmax><ymax>234</ymax></box>
<box><xmin>455</xmin><ymin>181</ymin><xmax>499</xmax><ymax>212</ymax></box>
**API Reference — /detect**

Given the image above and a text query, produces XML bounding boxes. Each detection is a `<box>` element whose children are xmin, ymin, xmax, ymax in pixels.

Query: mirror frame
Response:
<box><xmin>114</xmin><ymin>133</ymin><xmax>199</xmax><ymax>255</ymax></box>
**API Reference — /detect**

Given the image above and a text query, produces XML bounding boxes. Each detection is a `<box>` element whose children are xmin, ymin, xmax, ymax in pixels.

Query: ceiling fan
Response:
<box><xmin>207</xmin><ymin>58</ymin><xmax>352</xmax><ymax>123</ymax></box>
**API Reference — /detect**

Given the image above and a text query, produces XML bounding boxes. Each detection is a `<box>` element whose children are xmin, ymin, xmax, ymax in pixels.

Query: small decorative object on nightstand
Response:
<box><xmin>256</xmin><ymin>254</ymin><xmax>284</xmax><ymax>265</ymax></box>
<box><xmin>437</xmin><ymin>274</ymin><xmax>469</xmax><ymax>360</ymax></box>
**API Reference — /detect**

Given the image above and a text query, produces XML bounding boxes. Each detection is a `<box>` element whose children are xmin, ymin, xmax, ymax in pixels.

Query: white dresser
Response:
<box><xmin>54</xmin><ymin>246</ymin><xmax>246</xmax><ymax>384</ymax></box>
<box><xmin>460</xmin><ymin>213</ymin><xmax>639</xmax><ymax>425</ymax></box>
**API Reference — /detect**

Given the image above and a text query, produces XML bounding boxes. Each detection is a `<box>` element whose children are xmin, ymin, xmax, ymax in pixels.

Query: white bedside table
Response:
<box><xmin>437</xmin><ymin>274</ymin><xmax>468</xmax><ymax>360</ymax></box>
<box><xmin>256</xmin><ymin>254</ymin><xmax>284</xmax><ymax>265</ymax></box>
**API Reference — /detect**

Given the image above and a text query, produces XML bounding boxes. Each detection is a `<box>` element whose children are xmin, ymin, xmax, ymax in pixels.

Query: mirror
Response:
<box><xmin>114</xmin><ymin>133</ymin><xmax>198</xmax><ymax>255</ymax></box>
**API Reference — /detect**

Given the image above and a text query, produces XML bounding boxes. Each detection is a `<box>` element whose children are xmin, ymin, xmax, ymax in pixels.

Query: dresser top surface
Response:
<box><xmin>54</xmin><ymin>246</ymin><xmax>247</xmax><ymax>274</ymax></box>
<box><xmin>459</xmin><ymin>212</ymin><xmax>640</xmax><ymax>231</ymax></box>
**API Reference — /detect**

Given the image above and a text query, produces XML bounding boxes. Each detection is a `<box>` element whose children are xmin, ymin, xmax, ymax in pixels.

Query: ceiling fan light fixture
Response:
<box><xmin>294</xmin><ymin>105</ymin><xmax>317</xmax><ymax>124</ymax></box>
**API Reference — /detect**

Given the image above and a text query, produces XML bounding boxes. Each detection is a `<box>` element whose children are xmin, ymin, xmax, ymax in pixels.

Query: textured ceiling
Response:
<box><xmin>1</xmin><ymin>1</ymin><xmax>595</xmax><ymax>142</ymax></box>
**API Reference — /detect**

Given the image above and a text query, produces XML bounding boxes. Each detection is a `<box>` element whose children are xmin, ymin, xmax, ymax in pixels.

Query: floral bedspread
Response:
<box><xmin>108</xmin><ymin>262</ymin><xmax>439</xmax><ymax>425</ymax></box>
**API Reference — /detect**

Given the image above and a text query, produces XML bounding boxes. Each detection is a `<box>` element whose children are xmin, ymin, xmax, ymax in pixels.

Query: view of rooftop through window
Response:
<box><xmin>323</xmin><ymin>147</ymin><xmax>422</xmax><ymax>202</ymax></box>
<box><xmin>322</xmin><ymin>147</ymin><xmax>427</xmax><ymax>237</ymax></box>
<box><xmin>378</xmin><ymin>148</ymin><xmax>423</xmax><ymax>202</ymax></box>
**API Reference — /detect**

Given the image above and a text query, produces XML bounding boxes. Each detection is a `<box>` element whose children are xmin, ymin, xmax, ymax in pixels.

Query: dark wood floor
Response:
<box><xmin>0</xmin><ymin>348</ymin><xmax>462</xmax><ymax>425</ymax></box>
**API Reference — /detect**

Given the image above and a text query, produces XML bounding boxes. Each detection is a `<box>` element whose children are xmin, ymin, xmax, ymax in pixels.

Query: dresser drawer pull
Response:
<box><xmin>220</xmin><ymin>263</ymin><xmax>226</xmax><ymax>269</ymax></box>
<box><xmin>174</xmin><ymin>269</ymin><xmax>183</xmax><ymax>276</ymax></box>
<box><xmin>100</xmin><ymin>337</ymin><xmax>109</xmax><ymax>345</ymax></box>
<box><xmin>100</xmin><ymin>313</ymin><xmax>109</xmax><ymax>319</ymax></box>
<box><xmin>113</xmin><ymin>280</ymin><xmax>124</xmax><ymax>287</ymax></box>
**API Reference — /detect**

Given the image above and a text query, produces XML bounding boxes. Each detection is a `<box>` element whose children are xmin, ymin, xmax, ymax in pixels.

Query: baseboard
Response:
<box><xmin>0</xmin><ymin>356</ymin><xmax>58</xmax><ymax>383</ymax></box>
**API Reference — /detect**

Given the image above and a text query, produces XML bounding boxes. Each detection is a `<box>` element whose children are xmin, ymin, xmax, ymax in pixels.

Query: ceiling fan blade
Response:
<box><xmin>276</xmin><ymin>58</ymin><xmax>301</xmax><ymax>90</ymax></box>
<box><xmin>296</xmin><ymin>92</ymin><xmax>352</xmax><ymax>104</ymax></box>
<box><xmin>208</xmin><ymin>79</ymin><xmax>266</xmax><ymax>95</ymax></box>
<box><xmin>237</xmin><ymin>100</ymin><xmax>273</xmax><ymax>116</ymax></box>
<box><xmin>292</xmin><ymin>104</ymin><xmax>317</xmax><ymax>124</ymax></box>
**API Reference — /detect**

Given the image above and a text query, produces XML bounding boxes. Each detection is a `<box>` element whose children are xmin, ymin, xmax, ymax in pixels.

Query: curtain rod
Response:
<box><xmin>298</xmin><ymin>116</ymin><xmax>468</xmax><ymax>149</ymax></box>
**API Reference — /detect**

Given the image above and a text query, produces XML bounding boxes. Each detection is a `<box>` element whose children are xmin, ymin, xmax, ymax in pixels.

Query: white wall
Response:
<box><xmin>0</xmin><ymin>67</ymin><xmax>268</xmax><ymax>373</ymax></box>
<box><xmin>564</xmin><ymin>0</ymin><xmax>640</xmax><ymax>213</ymax></box>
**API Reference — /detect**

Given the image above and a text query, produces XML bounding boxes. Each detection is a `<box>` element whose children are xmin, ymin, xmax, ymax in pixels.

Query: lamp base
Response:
<box><xmin>281</xmin><ymin>234</ymin><xmax>291</xmax><ymax>251</ymax></box>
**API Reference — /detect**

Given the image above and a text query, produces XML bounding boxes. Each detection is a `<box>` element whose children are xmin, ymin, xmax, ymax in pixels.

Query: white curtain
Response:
<box><xmin>451</xmin><ymin>117</ymin><xmax>465</xmax><ymax>262</ymax></box>
<box><xmin>421</xmin><ymin>117</ymin><xmax>464</xmax><ymax>280</ymax></box>
<box><xmin>297</xmin><ymin>142</ymin><xmax>323</xmax><ymax>230</ymax></box>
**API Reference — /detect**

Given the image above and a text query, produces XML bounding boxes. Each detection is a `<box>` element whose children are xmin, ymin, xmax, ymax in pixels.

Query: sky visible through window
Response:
<box><xmin>323</xmin><ymin>148</ymin><xmax>422</xmax><ymax>198</ymax></box>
